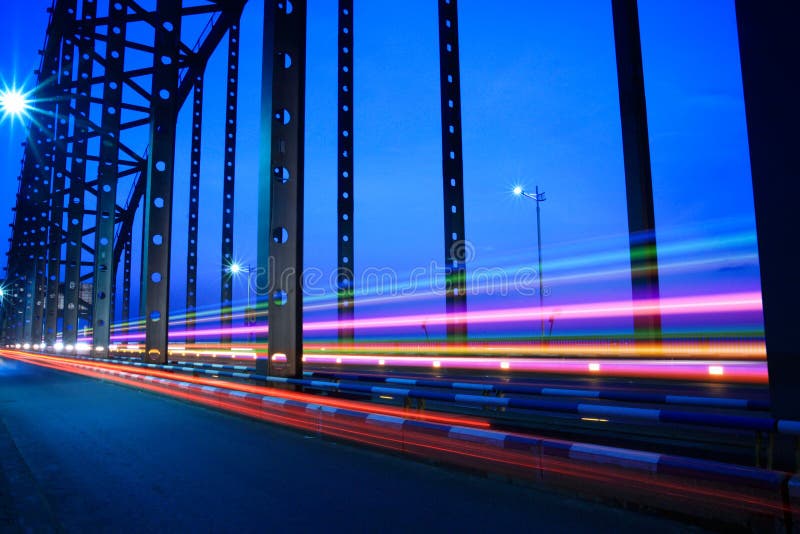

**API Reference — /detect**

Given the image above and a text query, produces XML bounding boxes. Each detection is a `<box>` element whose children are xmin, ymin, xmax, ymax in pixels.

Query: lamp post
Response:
<box><xmin>228</xmin><ymin>262</ymin><xmax>255</xmax><ymax>334</ymax></box>
<box><xmin>513</xmin><ymin>186</ymin><xmax>547</xmax><ymax>339</ymax></box>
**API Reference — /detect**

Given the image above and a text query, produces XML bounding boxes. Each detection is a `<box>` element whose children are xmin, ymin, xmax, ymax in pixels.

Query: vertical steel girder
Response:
<box><xmin>735</xmin><ymin>1</ymin><xmax>800</xmax><ymax>420</ymax></box>
<box><xmin>185</xmin><ymin>74</ymin><xmax>204</xmax><ymax>343</ymax></box>
<box><xmin>4</xmin><ymin>1</ymin><xmax>241</xmax><ymax>349</ymax></box>
<box><xmin>255</xmin><ymin>2</ymin><xmax>275</xmax><ymax>376</ymax></box>
<box><xmin>438</xmin><ymin>0</ymin><xmax>468</xmax><ymax>341</ymax></box>
<box><xmin>5</xmin><ymin>152</ymin><xmax>28</xmax><ymax>341</ymax></box>
<box><xmin>25</xmin><ymin>8</ymin><xmax>65</xmax><ymax>344</ymax></box>
<box><xmin>337</xmin><ymin>0</ymin><xmax>355</xmax><ymax>342</ymax></box>
<box><xmin>611</xmin><ymin>0</ymin><xmax>662</xmax><ymax>341</ymax></box>
<box><xmin>10</xmin><ymin>157</ymin><xmax>33</xmax><ymax>342</ymax></box>
<box><xmin>63</xmin><ymin>0</ymin><xmax>97</xmax><ymax>347</ymax></box>
<box><xmin>12</xmin><ymin>151</ymin><xmax>41</xmax><ymax>342</ymax></box>
<box><xmin>142</xmin><ymin>0</ymin><xmax>182</xmax><ymax>363</ymax></box>
<box><xmin>45</xmin><ymin>4</ymin><xmax>77</xmax><ymax>345</ymax></box>
<box><xmin>92</xmin><ymin>0</ymin><xmax>128</xmax><ymax>356</ymax></box>
<box><xmin>121</xmin><ymin>227</ymin><xmax>132</xmax><ymax>326</ymax></box>
<box><xmin>220</xmin><ymin>20</ymin><xmax>241</xmax><ymax>345</ymax></box>
<box><xmin>266</xmin><ymin>0</ymin><xmax>307</xmax><ymax>378</ymax></box>
<box><xmin>19</xmin><ymin>166</ymin><xmax>42</xmax><ymax>344</ymax></box>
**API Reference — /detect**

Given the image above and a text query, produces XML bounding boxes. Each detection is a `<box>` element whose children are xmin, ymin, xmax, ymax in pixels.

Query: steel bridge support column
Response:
<box><xmin>266</xmin><ymin>0</ymin><xmax>306</xmax><ymax>378</ymax></box>
<box><xmin>142</xmin><ymin>0</ymin><xmax>181</xmax><ymax>364</ymax></box>
<box><xmin>337</xmin><ymin>0</ymin><xmax>355</xmax><ymax>342</ymax></box>
<box><xmin>611</xmin><ymin>0</ymin><xmax>662</xmax><ymax>342</ymax></box>
<box><xmin>186</xmin><ymin>73</ymin><xmax>204</xmax><ymax>344</ymax></box>
<box><xmin>18</xmin><ymin>174</ymin><xmax>42</xmax><ymax>345</ymax></box>
<box><xmin>26</xmin><ymin>11</ymin><xmax>65</xmax><ymax>346</ymax></box>
<box><xmin>121</xmin><ymin>227</ymin><xmax>132</xmax><ymax>328</ymax></box>
<box><xmin>45</xmin><ymin>6</ymin><xmax>76</xmax><ymax>348</ymax></box>
<box><xmin>438</xmin><ymin>0</ymin><xmax>468</xmax><ymax>341</ymax></box>
<box><xmin>10</xmin><ymin>167</ymin><xmax>29</xmax><ymax>344</ymax></box>
<box><xmin>29</xmin><ymin>155</ymin><xmax>53</xmax><ymax>348</ymax></box>
<box><xmin>736</xmin><ymin>1</ymin><xmax>800</xmax><ymax>420</ymax></box>
<box><xmin>220</xmin><ymin>20</ymin><xmax>241</xmax><ymax>346</ymax></box>
<box><xmin>92</xmin><ymin>0</ymin><xmax>127</xmax><ymax>356</ymax></box>
<box><xmin>0</xmin><ymin>301</ymin><xmax>8</xmax><ymax>345</ymax></box>
<box><xmin>14</xmin><ymin>150</ymin><xmax>41</xmax><ymax>343</ymax></box>
<box><xmin>255</xmin><ymin>3</ymin><xmax>275</xmax><ymax>376</ymax></box>
<box><xmin>63</xmin><ymin>0</ymin><xmax>96</xmax><ymax>349</ymax></box>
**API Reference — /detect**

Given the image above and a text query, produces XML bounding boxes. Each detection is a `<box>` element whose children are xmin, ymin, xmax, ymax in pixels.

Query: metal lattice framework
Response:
<box><xmin>2</xmin><ymin>0</ymin><xmax>247</xmax><ymax>360</ymax></box>
<box><xmin>2</xmin><ymin>0</ymin><xmax>677</xmax><ymax>382</ymax></box>
<box><xmin>438</xmin><ymin>0</ymin><xmax>467</xmax><ymax>340</ymax></box>
<box><xmin>336</xmin><ymin>0</ymin><xmax>354</xmax><ymax>342</ymax></box>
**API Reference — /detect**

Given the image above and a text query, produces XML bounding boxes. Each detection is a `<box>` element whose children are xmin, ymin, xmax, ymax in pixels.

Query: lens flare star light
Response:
<box><xmin>0</xmin><ymin>87</ymin><xmax>32</xmax><ymax>121</ymax></box>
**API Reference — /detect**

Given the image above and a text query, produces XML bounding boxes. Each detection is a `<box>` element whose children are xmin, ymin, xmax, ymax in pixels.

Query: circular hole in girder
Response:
<box><xmin>272</xmin><ymin>227</ymin><xmax>289</xmax><ymax>244</ymax></box>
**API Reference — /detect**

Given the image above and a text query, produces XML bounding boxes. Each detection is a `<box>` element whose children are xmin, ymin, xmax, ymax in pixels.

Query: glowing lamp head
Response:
<box><xmin>0</xmin><ymin>89</ymin><xmax>29</xmax><ymax>117</ymax></box>
<box><xmin>512</xmin><ymin>186</ymin><xmax>523</xmax><ymax>196</ymax></box>
<box><xmin>228</xmin><ymin>262</ymin><xmax>242</xmax><ymax>275</ymax></box>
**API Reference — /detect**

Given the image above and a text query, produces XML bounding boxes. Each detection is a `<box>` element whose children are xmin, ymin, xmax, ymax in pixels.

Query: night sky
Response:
<box><xmin>0</xmin><ymin>1</ymin><xmax>762</xmax><ymax>340</ymax></box>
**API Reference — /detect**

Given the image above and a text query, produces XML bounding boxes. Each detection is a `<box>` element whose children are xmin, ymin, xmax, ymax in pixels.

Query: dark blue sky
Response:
<box><xmin>0</xmin><ymin>1</ymin><xmax>761</xmax><ymax>339</ymax></box>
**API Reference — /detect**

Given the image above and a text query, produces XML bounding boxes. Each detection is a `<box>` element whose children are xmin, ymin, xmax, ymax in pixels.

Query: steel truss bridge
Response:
<box><xmin>1</xmin><ymin>0</ymin><xmax>800</xmax><ymax>527</ymax></box>
<box><xmin>0</xmin><ymin>0</ymin><xmax>797</xmax><ymax>409</ymax></box>
<box><xmin>1</xmin><ymin>0</ymin><xmax>798</xmax><ymax>409</ymax></box>
<box><xmin>0</xmin><ymin>0</ymin><xmax>668</xmax><ymax>372</ymax></box>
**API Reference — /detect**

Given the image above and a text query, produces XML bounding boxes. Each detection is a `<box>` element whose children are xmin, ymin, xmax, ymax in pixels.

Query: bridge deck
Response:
<box><xmin>0</xmin><ymin>357</ymin><xmax>688</xmax><ymax>532</ymax></box>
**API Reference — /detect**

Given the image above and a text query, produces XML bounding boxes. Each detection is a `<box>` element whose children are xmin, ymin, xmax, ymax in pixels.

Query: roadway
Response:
<box><xmin>0</xmin><ymin>356</ymin><xmax>697</xmax><ymax>532</ymax></box>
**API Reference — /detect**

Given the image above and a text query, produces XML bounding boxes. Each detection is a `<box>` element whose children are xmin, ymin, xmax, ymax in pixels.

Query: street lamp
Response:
<box><xmin>514</xmin><ymin>185</ymin><xmax>547</xmax><ymax>339</ymax></box>
<box><xmin>227</xmin><ymin>261</ymin><xmax>255</xmax><ymax>327</ymax></box>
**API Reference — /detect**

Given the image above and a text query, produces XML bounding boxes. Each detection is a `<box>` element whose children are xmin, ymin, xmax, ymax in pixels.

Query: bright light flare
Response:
<box><xmin>512</xmin><ymin>185</ymin><xmax>523</xmax><ymax>196</ymax></box>
<box><xmin>228</xmin><ymin>262</ymin><xmax>242</xmax><ymax>274</ymax></box>
<box><xmin>0</xmin><ymin>87</ymin><xmax>31</xmax><ymax>119</ymax></box>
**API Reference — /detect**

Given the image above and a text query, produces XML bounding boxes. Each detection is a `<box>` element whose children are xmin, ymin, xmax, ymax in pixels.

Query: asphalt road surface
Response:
<box><xmin>0</xmin><ymin>356</ymin><xmax>701</xmax><ymax>533</ymax></box>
